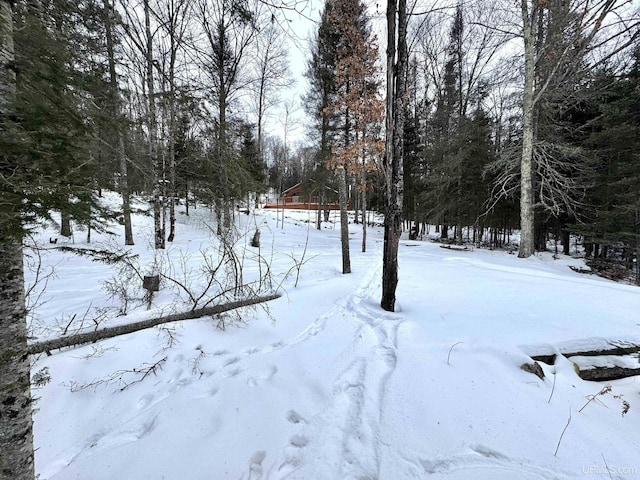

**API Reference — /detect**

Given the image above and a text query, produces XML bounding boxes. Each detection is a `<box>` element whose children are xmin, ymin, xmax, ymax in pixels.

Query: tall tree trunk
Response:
<box><xmin>362</xmin><ymin>179</ymin><xmax>367</xmax><ymax>253</ymax></box>
<box><xmin>60</xmin><ymin>206</ymin><xmax>72</xmax><ymax>237</ymax></box>
<box><xmin>105</xmin><ymin>0</ymin><xmax>133</xmax><ymax>245</ymax></box>
<box><xmin>361</xmin><ymin>148</ymin><xmax>368</xmax><ymax>253</ymax></box>
<box><xmin>167</xmin><ymin>15</ymin><xmax>179</xmax><ymax>243</ymax></box>
<box><xmin>0</xmin><ymin>241</ymin><xmax>34</xmax><ymax>480</ymax></box>
<box><xmin>145</xmin><ymin>0</ymin><xmax>164</xmax><ymax>249</ymax></box>
<box><xmin>185</xmin><ymin>179</ymin><xmax>189</xmax><ymax>216</ymax></box>
<box><xmin>0</xmin><ymin>1</ymin><xmax>35</xmax><ymax>477</ymax></box>
<box><xmin>381</xmin><ymin>0</ymin><xmax>407</xmax><ymax>312</ymax></box>
<box><xmin>519</xmin><ymin>0</ymin><xmax>536</xmax><ymax>258</ymax></box>
<box><xmin>167</xmin><ymin>116</ymin><xmax>176</xmax><ymax>242</ymax></box>
<box><xmin>338</xmin><ymin>166</ymin><xmax>351</xmax><ymax>274</ymax></box>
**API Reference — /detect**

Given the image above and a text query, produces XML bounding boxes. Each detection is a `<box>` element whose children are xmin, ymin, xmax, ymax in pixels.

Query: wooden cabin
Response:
<box><xmin>264</xmin><ymin>182</ymin><xmax>340</xmax><ymax>210</ymax></box>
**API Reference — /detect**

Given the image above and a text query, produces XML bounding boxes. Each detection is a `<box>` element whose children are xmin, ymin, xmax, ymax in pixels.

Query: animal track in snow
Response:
<box><xmin>289</xmin><ymin>435</ymin><xmax>309</xmax><ymax>448</ymax></box>
<box><xmin>223</xmin><ymin>356</ymin><xmax>240</xmax><ymax>367</ymax></box>
<box><xmin>247</xmin><ymin>365</ymin><xmax>278</xmax><ymax>387</ymax></box>
<box><xmin>286</xmin><ymin>410</ymin><xmax>307</xmax><ymax>425</ymax></box>
<box><xmin>419</xmin><ymin>446</ymin><xmax>572</xmax><ymax>480</ymax></box>
<box><xmin>137</xmin><ymin>393</ymin><xmax>154</xmax><ymax>409</ymax></box>
<box><xmin>248</xmin><ymin>450</ymin><xmax>266</xmax><ymax>479</ymax></box>
<box><xmin>223</xmin><ymin>366</ymin><xmax>244</xmax><ymax>378</ymax></box>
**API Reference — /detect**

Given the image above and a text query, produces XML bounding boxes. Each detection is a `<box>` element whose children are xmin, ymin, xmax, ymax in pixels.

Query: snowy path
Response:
<box><xmin>289</xmin><ymin>261</ymin><xmax>406</xmax><ymax>479</ymax></box>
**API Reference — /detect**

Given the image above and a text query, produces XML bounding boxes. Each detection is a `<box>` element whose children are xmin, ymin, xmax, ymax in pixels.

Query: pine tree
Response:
<box><xmin>580</xmin><ymin>48</ymin><xmax>640</xmax><ymax>280</ymax></box>
<box><xmin>309</xmin><ymin>0</ymin><xmax>382</xmax><ymax>272</ymax></box>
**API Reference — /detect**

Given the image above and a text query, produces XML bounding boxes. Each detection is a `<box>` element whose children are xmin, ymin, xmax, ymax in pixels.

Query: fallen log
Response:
<box><xmin>570</xmin><ymin>354</ymin><xmax>640</xmax><ymax>382</ymax></box>
<box><xmin>439</xmin><ymin>245</ymin><xmax>469</xmax><ymax>251</ymax></box>
<box><xmin>529</xmin><ymin>342</ymin><xmax>640</xmax><ymax>364</ymax></box>
<box><xmin>575</xmin><ymin>365</ymin><xmax>640</xmax><ymax>382</ymax></box>
<box><xmin>28</xmin><ymin>293</ymin><xmax>281</xmax><ymax>355</ymax></box>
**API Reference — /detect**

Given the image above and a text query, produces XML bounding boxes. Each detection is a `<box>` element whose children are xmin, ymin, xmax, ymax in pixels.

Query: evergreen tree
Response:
<box><xmin>580</xmin><ymin>47</ymin><xmax>640</xmax><ymax>281</ymax></box>
<box><xmin>4</xmin><ymin>1</ymin><xmax>100</xmax><ymax>234</ymax></box>
<box><xmin>307</xmin><ymin>0</ymin><xmax>382</xmax><ymax>272</ymax></box>
<box><xmin>303</xmin><ymin>0</ymin><xmax>340</xmax><ymax>229</ymax></box>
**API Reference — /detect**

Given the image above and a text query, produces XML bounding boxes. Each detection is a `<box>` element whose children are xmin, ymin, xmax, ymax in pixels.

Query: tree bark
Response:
<box><xmin>1</xmin><ymin>2</ymin><xmax>35</xmax><ymax>477</ymax></box>
<box><xmin>28</xmin><ymin>294</ymin><xmax>280</xmax><ymax>355</ymax></box>
<box><xmin>381</xmin><ymin>0</ymin><xmax>407</xmax><ymax>312</ymax></box>
<box><xmin>0</xmin><ymin>242</ymin><xmax>34</xmax><ymax>480</ymax></box>
<box><xmin>518</xmin><ymin>0</ymin><xmax>536</xmax><ymax>258</ymax></box>
<box><xmin>338</xmin><ymin>166</ymin><xmax>351</xmax><ymax>274</ymax></box>
<box><xmin>60</xmin><ymin>207</ymin><xmax>72</xmax><ymax>237</ymax></box>
<box><xmin>145</xmin><ymin>0</ymin><xmax>164</xmax><ymax>250</ymax></box>
<box><xmin>104</xmin><ymin>0</ymin><xmax>133</xmax><ymax>246</ymax></box>
<box><xmin>361</xmin><ymin>173</ymin><xmax>367</xmax><ymax>253</ymax></box>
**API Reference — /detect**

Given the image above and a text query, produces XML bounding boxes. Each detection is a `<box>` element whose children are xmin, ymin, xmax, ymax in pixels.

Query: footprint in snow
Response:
<box><xmin>247</xmin><ymin>365</ymin><xmax>278</xmax><ymax>387</ymax></box>
<box><xmin>137</xmin><ymin>394</ymin><xmax>154</xmax><ymax>409</ymax></box>
<box><xmin>289</xmin><ymin>435</ymin><xmax>308</xmax><ymax>448</ymax></box>
<box><xmin>270</xmin><ymin>341</ymin><xmax>284</xmax><ymax>350</ymax></box>
<box><xmin>248</xmin><ymin>450</ymin><xmax>266</xmax><ymax>479</ymax></box>
<box><xmin>223</xmin><ymin>356</ymin><xmax>240</xmax><ymax>367</ymax></box>
<box><xmin>286</xmin><ymin>410</ymin><xmax>307</xmax><ymax>425</ymax></box>
<box><xmin>136</xmin><ymin>413</ymin><xmax>159</xmax><ymax>439</ymax></box>
<box><xmin>263</xmin><ymin>365</ymin><xmax>277</xmax><ymax>380</ymax></box>
<box><xmin>223</xmin><ymin>367</ymin><xmax>244</xmax><ymax>378</ymax></box>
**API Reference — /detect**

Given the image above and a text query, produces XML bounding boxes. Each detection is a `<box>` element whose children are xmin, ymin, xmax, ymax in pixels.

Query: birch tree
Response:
<box><xmin>154</xmin><ymin>0</ymin><xmax>191</xmax><ymax>242</ymax></box>
<box><xmin>0</xmin><ymin>0</ymin><xmax>34</xmax><ymax>477</ymax></box>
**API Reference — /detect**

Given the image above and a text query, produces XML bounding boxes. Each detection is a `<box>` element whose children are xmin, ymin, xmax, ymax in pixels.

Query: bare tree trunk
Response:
<box><xmin>362</xmin><ymin>188</ymin><xmax>367</xmax><ymax>253</ymax></box>
<box><xmin>0</xmin><ymin>2</ymin><xmax>35</xmax><ymax>477</ymax></box>
<box><xmin>167</xmin><ymin>129</ymin><xmax>176</xmax><ymax>242</ymax></box>
<box><xmin>60</xmin><ymin>207</ymin><xmax>72</xmax><ymax>237</ymax></box>
<box><xmin>338</xmin><ymin>166</ymin><xmax>351</xmax><ymax>274</ymax></box>
<box><xmin>361</xmin><ymin>149</ymin><xmax>368</xmax><ymax>253</ymax></box>
<box><xmin>145</xmin><ymin>0</ymin><xmax>164</xmax><ymax>250</ymax></box>
<box><xmin>164</xmin><ymin>0</ymin><xmax>185</xmax><ymax>243</ymax></box>
<box><xmin>105</xmin><ymin>0</ymin><xmax>133</xmax><ymax>245</ymax></box>
<box><xmin>519</xmin><ymin>0</ymin><xmax>536</xmax><ymax>258</ymax></box>
<box><xmin>381</xmin><ymin>0</ymin><xmax>407</xmax><ymax>312</ymax></box>
<box><xmin>119</xmin><ymin>134</ymin><xmax>134</xmax><ymax>245</ymax></box>
<box><xmin>0</xmin><ymin>242</ymin><xmax>34</xmax><ymax>480</ymax></box>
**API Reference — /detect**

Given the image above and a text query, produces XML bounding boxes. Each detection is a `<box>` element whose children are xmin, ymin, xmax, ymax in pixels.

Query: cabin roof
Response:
<box><xmin>281</xmin><ymin>181</ymin><xmax>314</xmax><ymax>196</ymax></box>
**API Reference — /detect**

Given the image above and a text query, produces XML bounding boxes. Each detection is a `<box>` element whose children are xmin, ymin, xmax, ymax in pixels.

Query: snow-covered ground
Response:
<box><xmin>28</xmin><ymin>195</ymin><xmax>640</xmax><ymax>479</ymax></box>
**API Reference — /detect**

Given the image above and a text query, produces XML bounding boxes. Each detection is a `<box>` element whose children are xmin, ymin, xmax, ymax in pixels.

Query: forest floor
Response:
<box><xmin>29</xmin><ymin>193</ymin><xmax>640</xmax><ymax>479</ymax></box>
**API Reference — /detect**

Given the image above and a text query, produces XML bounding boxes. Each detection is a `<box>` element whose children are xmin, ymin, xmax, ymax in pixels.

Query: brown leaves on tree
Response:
<box><xmin>322</xmin><ymin>0</ymin><xmax>384</xmax><ymax>189</ymax></box>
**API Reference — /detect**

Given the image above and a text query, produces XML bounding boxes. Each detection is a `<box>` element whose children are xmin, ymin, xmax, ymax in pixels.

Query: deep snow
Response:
<box><xmin>28</xmin><ymin>195</ymin><xmax>640</xmax><ymax>479</ymax></box>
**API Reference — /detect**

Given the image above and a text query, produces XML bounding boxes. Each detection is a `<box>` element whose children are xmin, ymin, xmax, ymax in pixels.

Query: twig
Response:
<box><xmin>579</xmin><ymin>385</ymin><xmax>612</xmax><ymax>413</ymax></box>
<box><xmin>447</xmin><ymin>342</ymin><xmax>464</xmax><ymax>366</ymax></box>
<box><xmin>554</xmin><ymin>407</ymin><xmax>572</xmax><ymax>457</ymax></box>
<box><xmin>62</xmin><ymin>314</ymin><xmax>77</xmax><ymax>336</ymax></box>
<box><xmin>547</xmin><ymin>368</ymin><xmax>557</xmax><ymax>404</ymax></box>
<box><xmin>601</xmin><ymin>453</ymin><xmax>613</xmax><ymax>480</ymax></box>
